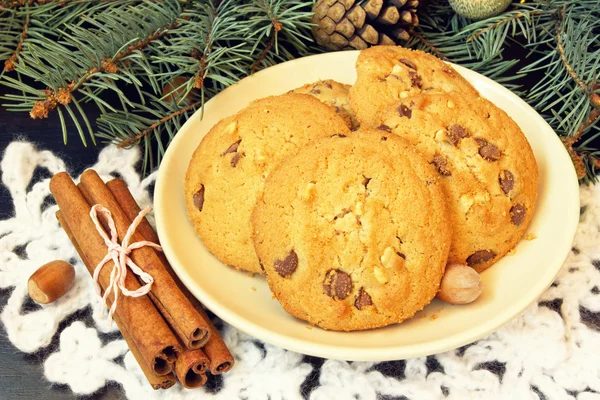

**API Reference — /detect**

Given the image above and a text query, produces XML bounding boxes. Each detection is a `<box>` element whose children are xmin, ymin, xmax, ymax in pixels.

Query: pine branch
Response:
<box><xmin>1</xmin><ymin>0</ymin><xmax>182</xmax><ymax>145</ymax></box>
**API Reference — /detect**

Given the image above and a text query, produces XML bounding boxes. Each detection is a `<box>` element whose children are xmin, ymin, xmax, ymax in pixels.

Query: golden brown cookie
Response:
<box><xmin>252</xmin><ymin>131</ymin><xmax>451</xmax><ymax>331</ymax></box>
<box><xmin>378</xmin><ymin>93</ymin><xmax>538</xmax><ymax>272</ymax></box>
<box><xmin>291</xmin><ymin>79</ymin><xmax>357</xmax><ymax>129</ymax></box>
<box><xmin>185</xmin><ymin>93</ymin><xmax>351</xmax><ymax>274</ymax></box>
<box><xmin>349</xmin><ymin>46</ymin><xmax>480</xmax><ymax>126</ymax></box>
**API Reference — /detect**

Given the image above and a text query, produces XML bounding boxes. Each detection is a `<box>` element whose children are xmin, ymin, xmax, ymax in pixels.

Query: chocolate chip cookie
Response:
<box><xmin>252</xmin><ymin>131</ymin><xmax>451</xmax><ymax>331</ymax></box>
<box><xmin>378</xmin><ymin>93</ymin><xmax>538</xmax><ymax>272</ymax></box>
<box><xmin>348</xmin><ymin>46</ymin><xmax>480</xmax><ymax>127</ymax></box>
<box><xmin>291</xmin><ymin>79</ymin><xmax>357</xmax><ymax>129</ymax></box>
<box><xmin>185</xmin><ymin>93</ymin><xmax>351</xmax><ymax>274</ymax></box>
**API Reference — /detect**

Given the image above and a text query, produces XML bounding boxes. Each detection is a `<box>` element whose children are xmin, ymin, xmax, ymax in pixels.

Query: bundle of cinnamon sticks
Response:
<box><xmin>50</xmin><ymin>170</ymin><xmax>234</xmax><ymax>390</ymax></box>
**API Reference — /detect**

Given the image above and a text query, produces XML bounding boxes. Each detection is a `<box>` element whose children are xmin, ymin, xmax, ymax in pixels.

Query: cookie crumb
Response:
<box><xmin>525</xmin><ymin>233</ymin><xmax>537</xmax><ymax>241</ymax></box>
<box><xmin>430</xmin><ymin>307</ymin><xmax>444</xmax><ymax>321</ymax></box>
<box><xmin>250</xmin><ymin>286</ymin><xmax>256</xmax><ymax>292</ymax></box>
<box><xmin>508</xmin><ymin>248</ymin><xmax>516</xmax><ymax>255</ymax></box>
<box><xmin>306</xmin><ymin>325</ymin><xmax>313</xmax><ymax>330</ymax></box>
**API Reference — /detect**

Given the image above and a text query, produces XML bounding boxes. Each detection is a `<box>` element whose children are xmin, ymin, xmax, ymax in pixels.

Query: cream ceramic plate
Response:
<box><xmin>155</xmin><ymin>51</ymin><xmax>579</xmax><ymax>361</ymax></box>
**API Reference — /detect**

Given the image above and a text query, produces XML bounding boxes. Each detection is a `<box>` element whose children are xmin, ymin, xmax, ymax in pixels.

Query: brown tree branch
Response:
<box><xmin>117</xmin><ymin>101</ymin><xmax>201</xmax><ymax>148</ymax></box>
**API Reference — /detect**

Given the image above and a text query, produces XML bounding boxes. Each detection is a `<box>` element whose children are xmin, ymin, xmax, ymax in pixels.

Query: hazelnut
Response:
<box><xmin>28</xmin><ymin>260</ymin><xmax>75</xmax><ymax>304</ymax></box>
<box><xmin>437</xmin><ymin>264</ymin><xmax>483</xmax><ymax>304</ymax></box>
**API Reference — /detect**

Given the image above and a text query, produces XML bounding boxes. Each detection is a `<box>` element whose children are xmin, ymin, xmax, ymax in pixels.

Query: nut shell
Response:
<box><xmin>28</xmin><ymin>260</ymin><xmax>75</xmax><ymax>304</ymax></box>
<box><xmin>437</xmin><ymin>263</ymin><xmax>483</xmax><ymax>304</ymax></box>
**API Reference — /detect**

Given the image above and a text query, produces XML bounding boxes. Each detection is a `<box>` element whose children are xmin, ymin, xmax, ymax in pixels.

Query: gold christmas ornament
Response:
<box><xmin>312</xmin><ymin>0</ymin><xmax>419</xmax><ymax>51</ymax></box>
<box><xmin>448</xmin><ymin>0</ymin><xmax>513</xmax><ymax>20</ymax></box>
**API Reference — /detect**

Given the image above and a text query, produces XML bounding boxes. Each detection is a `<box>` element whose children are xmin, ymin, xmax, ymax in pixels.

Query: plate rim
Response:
<box><xmin>154</xmin><ymin>50</ymin><xmax>580</xmax><ymax>361</ymax></box>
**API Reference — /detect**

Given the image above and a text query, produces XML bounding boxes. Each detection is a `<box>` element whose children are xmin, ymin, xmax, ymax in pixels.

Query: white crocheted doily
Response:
<box><xmin>1</xmin><ymin>141</ymin><xmax>600</xmax><ymax>400</ymax></box>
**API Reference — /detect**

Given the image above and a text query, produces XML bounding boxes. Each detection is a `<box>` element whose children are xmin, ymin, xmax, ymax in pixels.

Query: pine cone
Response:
<box><xmin>312</xmin><ymin>0</ymin><xmax>419</xmax><ymax>51</ymax></box>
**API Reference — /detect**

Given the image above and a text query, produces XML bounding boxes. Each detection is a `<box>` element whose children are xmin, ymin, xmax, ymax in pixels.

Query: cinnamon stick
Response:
<box><xmin>79</xmin><ymin>180</ymin><xmax>194</xmax><ymax>349</ymax></box>
<box><xmin>88</xmin><ymin>179</ymin><xmax>218</xmax><ymax>384</ymax></box>
<box><xmin>107</xmin><ymin>178</ymin><xmax>235</xmax><ymax>375</ymax></box>
<box><xmin>57</xmin><ymin>211</ymin><xmax>176</xmax><ymax>390</ymax></box>
<box><xmin>79</xmin><ymin>170</ymin><xmax>210</xmax><ymax>349</ymax></box>
<box><xmin>174</xmin><ymin>350</ymin><xmax>209</xmax><ymax>389</ymax></box>
<box><xmin>50</xmin><ymin>172</ymin><xmax>181</xmax><ymax>377</ymax></box>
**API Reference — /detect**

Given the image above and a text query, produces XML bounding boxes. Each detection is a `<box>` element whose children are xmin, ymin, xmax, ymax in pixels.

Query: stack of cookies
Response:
<box><xmin>184</xmin><ymin>46</ymin><xmax>538</xmax><ymax>332</ymax></box>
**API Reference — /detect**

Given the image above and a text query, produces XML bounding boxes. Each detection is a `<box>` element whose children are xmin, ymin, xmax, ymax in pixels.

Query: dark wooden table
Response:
<box><xmin>0</xmin><ymin>104</ymin><xmax>124</xmax><ymax>399</ymax></box>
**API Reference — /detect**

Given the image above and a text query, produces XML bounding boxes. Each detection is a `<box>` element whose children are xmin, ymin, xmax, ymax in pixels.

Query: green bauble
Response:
<box><xmin>448</xmin><ymin>0</ymin><xmax>512</xmax><ymax>20</ymax></box>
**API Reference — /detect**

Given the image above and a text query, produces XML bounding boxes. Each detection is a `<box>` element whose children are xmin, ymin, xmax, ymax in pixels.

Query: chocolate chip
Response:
<box><xmin>354</xmin><ymin>288</ymin><xmax>373</xmax><ymax>310</ymax></box>
<box><xmin>322</xmin><ymin>81</ymin><xmax>332</xmax><ymax>89</ymax></box>
<box><xmin>510</xmin><ymin>204</ymin><xmax>526</xmax><ymax>226</ymax></box>
<box><xmin>499</xmin><ymin>170</ymin><xmax>514</xmax><ymax>194</ymax></box>
<box><xmin>447</xmin><ymin>124</ymin><xmax>469</xmax><ymax>145</ymax></box>
<box><xmin>432</xmin><ymin>154</ymin><xmax>451</xmax><ymax>176</ymax></box>
<box><xmin>398</xmin><ymin>58</ymin><xmax>417</xmax><ymax>70</ymax></box>
<box><xmin>475</xmin><ymin>138</ymin><xmax>501</xmax><ymax>161</ymax></box>
<box><xmin>323</xmin><ymin>269</ymin><xmax>352</xmax><ymax>300</ymax></box>
<box><xmin>223</xmin><ymin>140</ymin><xmax>241</xmax><ymax>155</ymax></box>
<box><xmin>409</xmin><ymin>71</ymin><xmax>422</xmax><ymax>88</ymax></box>
<box><xmin>331</xmin><ymin>133</ymin><xmax>347</xmax><ymax>138</ymax></box>
<box><xmin>480</xmin><ymin>144</ymin><xmax>501</xmax><ymax>161</ymax></box>
<box><xmin>310</xmin><ymin>88</ymin><xmax>321</xmax><ymax>94</ymax></box>
<box><xmin>274</xmin><ymin>250</ymin><xmax>298</xmax><ymax>277</ymax></box>
<box><xmin>398</xmin><ymin>104</ymin><xmax>412</xmax><ymax>118</ymax></box>
<box><xmin>381</xmin><ymin>136</ymin><xmax>388</xmax><ymax>141</ymax></box>
<box><xmin>363</xmin><ymin>176</ymin><xmax>371</xmax><ymax>187</ymax></box>
<box><xmin>193</xmin><ymin>185</ymin><xmax>205</xmax><ymax>212</ymax></box>
<box><xmin>230</xmin><ymin>152</ymin><xmax>241</xmax><ymax>167</ymax></box>
<box><xmin>259</xmin><ymin>261</ymin><xmax>265</xmax><ymax>272</ymax></box>
<box><xmin>396</xmin><ymin>252</ymin><xmax>406</xmax><ymax>259</ymax></box>
<box><xmin>466</xmin><ymin>250</ymin><xmax>496</xmax><ymax>266</ymax></box>
<box><xmin>377</xmin><ymin>124</ymin><xmax>392</xmax><ymax>132</ymax></box>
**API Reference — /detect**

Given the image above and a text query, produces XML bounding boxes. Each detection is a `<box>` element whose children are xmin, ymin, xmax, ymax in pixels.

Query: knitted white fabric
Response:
<box><xmin>1</xmin><ymin>140</ymin><xmax>600</xmax><ymax>400</ymax></box>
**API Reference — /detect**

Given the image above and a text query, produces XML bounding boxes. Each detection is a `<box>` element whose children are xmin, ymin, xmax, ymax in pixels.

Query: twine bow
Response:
<box><xmin>89</xmin><ymin>204</ymin><xmax>161</xmax><ymax>321</ymax></box>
